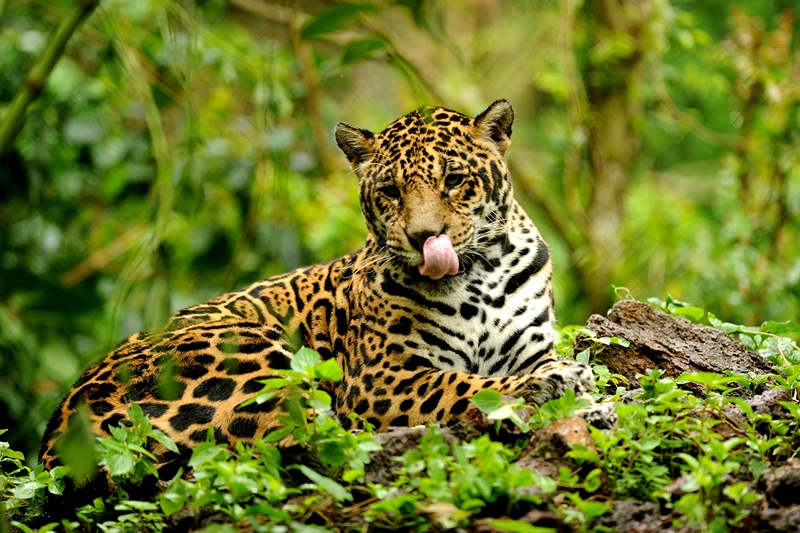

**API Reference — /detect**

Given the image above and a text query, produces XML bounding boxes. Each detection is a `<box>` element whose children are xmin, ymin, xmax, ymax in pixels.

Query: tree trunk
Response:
<box><xmin>580</xmin><ymin>0</ymin><xmax>649</xmax><ymax>313</ymax></box>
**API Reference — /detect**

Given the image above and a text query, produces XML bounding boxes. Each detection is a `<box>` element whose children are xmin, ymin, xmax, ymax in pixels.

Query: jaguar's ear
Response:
<box><xmin>335</xmin><ymin>122</ymin><xmax>375</xmax><ymax>167</ymax></box>
<box><xmin>473</xmin><ymin>99</ymin><xmax>514</xmax><ymax>155</ymax></box>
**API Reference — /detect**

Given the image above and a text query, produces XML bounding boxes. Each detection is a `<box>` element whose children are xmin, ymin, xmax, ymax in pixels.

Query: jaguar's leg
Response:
<box><xmin>335</xmin><ymin>365</ymin><xmax>560</xmax><ymax>430</ymax></box>
<box><xmin>520</xmin><ymin>358</ymin><xmax>618</xmax><ymax>429</ymax></box>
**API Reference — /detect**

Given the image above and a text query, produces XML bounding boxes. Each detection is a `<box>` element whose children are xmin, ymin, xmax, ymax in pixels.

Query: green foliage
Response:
<box><xmin>1</xmin><ymin>429</ymin><xmax>68</xmax><ymax>515</ymax></box>
<box><xmin>368</xmin><ymin>431</ymin><xmax>557</xmax><ymax>530</ymax></box>
<box><xmin>1</xmin><ymin>0</ymin><xmax>798</xmax><ymax>463</ymax></box>
<box><xmin>556</xmin><ymin>325</ymin><xmax>629</xmax><ymax>395</ymax></box>
<box><xmin>470</xmin><ymin>387</ymin><xmax>591</xmax><ymax>434</ymax></box>
<box><xmin>98</xmin><ymin>403</ymin><xmax>178</xmax><ymax>483</ymax></box>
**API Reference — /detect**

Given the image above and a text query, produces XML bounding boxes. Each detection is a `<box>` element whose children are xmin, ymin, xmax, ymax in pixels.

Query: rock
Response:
<box><xmin>594</xmin><ymin>500</ymin><xmax>671</xmax><ymax>533</ymax></box>
<box><xmin>514</xmin><ymin>417</ymin><xmax>595</xmax><ymax>491</ymax></box>
<box><xmin>751</xmin><ymin>505</ymin><xmax>800</xmax><ymax>532</ymax></box>
<box><xmin>762</xmin><ymin>460</ymin><xmax>800</xmax><ymax>507</ymax></box>
<box><xmin>514</xmin><ymin>454</ymin><xmax>563</xmax><ymax>480</ymax></box>
<box><xmin>527</xmin><ymin>417</ymin><xmax>595</xmax><ymax>459</ymax></box>
<box><xmin>750</xmin><ymin>388</ymin><xmax>793</xmax><ymax>418</ymax></box>
<box><xmin>575</xmin><ymin>301</ymin><xmax>774</xmax><ymax>387</ymax></box>
<box><xmin>722</xmin><ymin>388</ymin><xmax>795</xmax><ymax>436</ymax></box>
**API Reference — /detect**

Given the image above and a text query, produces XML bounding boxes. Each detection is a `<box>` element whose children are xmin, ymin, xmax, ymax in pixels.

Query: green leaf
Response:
<box><xmin>108</xmin><ymin>424</ymin><xmax>129</xmax><ymax>442</ymax></box>
<box><xmin>341</xmin><ymin>36</ymin><xmax>387</xmax><ymax>65</ymax></box>
<box><xmin>469</xmin><ymin>389</ymin><xmax>503</xmax><ymax>413</ymax></box>
<box><xmin>760</xmin><ymin>320</ymin><xmax>800</xmax><ymax>335</ymax></box>
<box><xmin>188</xmin><ymin>442</ymin><xmax>230</xmax><ymax>468</ymax></box>
<box><xmin>296</xmin><ymin>465</ymin><xmax>353</xmax><ymax>502</ymax></box>
<box><xmin>127</xmin><ymin>402</ymin><xmax>148</xmax><ymax>428</ymax></box>
<box><xmin>748</xmin><ymin>458</ymin><xmax>770</xmax><ymax>480</ymax></box>
<box><xmin>489</xmin><ymin>519</ymin><xmax>557</xmax><ymax>532</ymax></box>
<box><xmin>315</xmin><ymin>358</ymin><xmax>343</xmax><ymax>382</ymax></box>
<box><xmin>584</xmin><ymin>468</ymin><xmax>603</xmax><ymax>493</ymax></box>
<box><xmin>487</xmin><ymin>404</ymin><xmax>517</xmax><ymax>421</ymax></box>
<box><xmin>576</xmin><ymin>349</ymin><xmax>590</xmax><ymax>364</ymax></box>
<box><xmin>149</xmin><ymin>428</ymin><xmax>179</xmax><ymax>453</ymax></box>
<box><xmin>637</xmin><ymin>438</ymin><xmax>661</xmax><ymax>451</ymax></box>
<box><xmin>13</xmin><ymin>481</ymin><xmax>42</xmax><ymax>499</ymax></box>
<box><xmin>595</xmin><ymin>336</ymin><xmax>630</xmax><ymax>347</ymax></box>
<box><xmin>291</xmin><ymin>347</ymin><xmax>321</xmax><ymax>374</ymax></box>
<box><xmin>258</xmin><ymin>378</ymin><xmax>294</xmax><ymax>391</ymax></box>
<box><xmin>11</xmin><ymin>523</ymin><xmax>59</xmax><ymax>533</ymax></box>
<box><xmin>301</xmin><ymin>3</ymin><xmax>377</xmax><ymax>40</ymax></box>
<box><xmin>579</xmin><ymin>500</ymin><xmax>612</xmax><ymax>521</ymax></box>
<box><xmin>116</xmin><ymin>500</ymin><xmax>159</xmax><ymax>511</ymax></box>
<box><xmin>665</xmin><ymin>294</ymin><xmax>696</xmax><ymax>309</ymax></box>
<box><xmin>106</xmin><ymin>450</ymin><xmax>135</xmax><ymax>477</ymax></box>
<box><xmin>708</xmin><ymin>516</ymin><xmax>728</xmax><ymax>533</ymax></box>
<box><xmin>672</xmin><ymin>306</ymin><xmax>704</xmax><ymax>321</ymax></box>
<box><xmin>4</xmin><ymin>448</ymin><xmax>25</xmax><ymax>460</ymax></box>
<box><xmin>238</xmin><ymin>390</ymin><xmax>279</xmax><ymax>409</ymax></box>
<box><xmin>309</xmin><ymin>389</ymin><xmax>333</xmax><ymax>411</ymax></box>
<box><xmin>159</xmin><ymin>476</ymin><xmax>187</xmax><ymax>516</ymax></box>
<box><xmin>708</xmin><ymin>313</ymin><xmax>758</xmax><ymax>334</ymax></box>
<box><xmin>676</xmin><ymin>372</ymin><xmax>731</xmax><ymax>388</ymax></box>
<box><xmin>342</xmin><ymin>468</ymin><xmax>365</xmax><ymax>482</ymax></box>
<box><xmin>265</xmin><ymin>425</ymin><xmax>294</xmax><ymax>443</ymax></box>
<box><xmin>318</xmin><ymin>440</ymin><xmax>347</xmax><ymax>467</ymax></box>
<box><xmin>50</xmin><ymin>466</ymin><xmax>69</xmax><ymax>480</ymax></box>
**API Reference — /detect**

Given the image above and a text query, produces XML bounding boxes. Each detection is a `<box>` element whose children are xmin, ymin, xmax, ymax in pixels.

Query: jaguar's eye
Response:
<box><xmin>445</xmin><ymin>173</ymin><xmax>466</xmax><ymax>189</ymax></box>
<box><xmin>381</xmin><ymin>185</ymin><xmax>401</xmax><ymax>199</ymax></box>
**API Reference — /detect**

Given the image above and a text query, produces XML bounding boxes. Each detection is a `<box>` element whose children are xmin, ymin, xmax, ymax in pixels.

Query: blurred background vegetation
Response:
<box><xmin>0</xmin><ymin>0</ymin><xmax>798</xmax><ymax>460</ymax></box>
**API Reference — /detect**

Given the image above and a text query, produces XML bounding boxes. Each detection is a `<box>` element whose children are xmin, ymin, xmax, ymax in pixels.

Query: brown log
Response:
<box><xmin>575</xmin><ymin>300</ymin><xmax>775</xmax><ymax>386</ymax></box>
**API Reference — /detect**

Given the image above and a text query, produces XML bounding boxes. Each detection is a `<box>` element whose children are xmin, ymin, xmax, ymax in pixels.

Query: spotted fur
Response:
<box><xmin>39</xmin><ymin>100</ymin><xmax>599</xmax><ymax>469</ymax></box>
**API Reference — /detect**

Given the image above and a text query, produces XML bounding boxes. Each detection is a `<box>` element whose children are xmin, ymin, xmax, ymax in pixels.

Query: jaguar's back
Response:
<box><xmin>40</xmin><ymin>100</ymin><xmax>603</xmax><ymax>470</ymax></box>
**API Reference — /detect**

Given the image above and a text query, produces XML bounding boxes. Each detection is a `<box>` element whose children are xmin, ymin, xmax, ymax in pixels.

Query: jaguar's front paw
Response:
<box><xmin>519</xmin><ymin>359</ymin><xmax>595</xmax><ymax>405</ymax></box>
<box><xmin>576</xmin><ymin>401</ymin><xmax>618</xmax><ymax>429</ymax></box>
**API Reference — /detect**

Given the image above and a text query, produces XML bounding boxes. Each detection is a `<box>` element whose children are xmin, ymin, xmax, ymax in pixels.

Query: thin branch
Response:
<box><xmin>0</xmin><ymin>0</ymin><xmax>100</xmax><ymax>154</ymax></box>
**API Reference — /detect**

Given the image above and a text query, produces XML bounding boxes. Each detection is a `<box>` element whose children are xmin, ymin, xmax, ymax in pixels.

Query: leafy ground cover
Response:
<box><xmin>1</xmin><ymin>299</ymin><xmax>799</xmax><ymax>533</ymax></box>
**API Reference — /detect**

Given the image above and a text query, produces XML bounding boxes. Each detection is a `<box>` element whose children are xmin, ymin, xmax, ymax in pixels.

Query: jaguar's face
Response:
<box><xmin>335</xmin><ymin>100</ymin><xmax>516</xmax><ymax>281</ymax></box>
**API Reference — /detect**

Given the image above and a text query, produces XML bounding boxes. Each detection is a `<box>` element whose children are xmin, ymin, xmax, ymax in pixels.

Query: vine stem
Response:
<box><xmin>0</xmin><ymin>0</ymin><xmax>100</xmax><ymax>154</ymax></box>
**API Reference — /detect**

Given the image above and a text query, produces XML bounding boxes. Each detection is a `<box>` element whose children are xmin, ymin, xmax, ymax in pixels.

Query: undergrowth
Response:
<box><xmin>1</xmin><ymin>298</ymin><xmax>799</xmax><ymax>533</ymax></box>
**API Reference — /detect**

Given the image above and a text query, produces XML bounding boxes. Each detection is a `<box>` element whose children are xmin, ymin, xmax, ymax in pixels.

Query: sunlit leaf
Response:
<box><xmin>469</xmin><ymin>389</ymin><xmax>503</xmax><ymax>413</ymax></box>
<box><xmin>291</xmin><ymin>347</ymin><xmax>321</xmax><ymax>374</ymax></box>
<box><xmin>315</xmin><ymin>358</ymin><xmax>343</xmax><ymax>382</ymax></box>
<box><xmin>296</xmin><ymin>465</ymin><xmax>353</xmax><ymax>502</ymax></box>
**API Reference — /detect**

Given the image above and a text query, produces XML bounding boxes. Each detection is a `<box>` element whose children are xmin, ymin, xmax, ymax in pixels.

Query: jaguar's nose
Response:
<box><xmin>406</xmin><ymin>230</ymin><xmax>436</xmax><ymax>251</ymax></box>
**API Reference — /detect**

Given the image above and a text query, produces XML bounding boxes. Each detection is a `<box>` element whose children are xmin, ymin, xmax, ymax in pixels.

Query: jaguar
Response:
<box><xmin>40</xmin><ymin>100</ymin><xmax>611</xmax><ymax>470</ymax></box>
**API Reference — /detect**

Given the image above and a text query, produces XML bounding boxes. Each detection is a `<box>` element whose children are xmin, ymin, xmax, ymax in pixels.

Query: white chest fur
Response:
<box><xmin>408</xmin><ymin>221</ymin><xmax>555</xmax><ymax>377</ymax></box>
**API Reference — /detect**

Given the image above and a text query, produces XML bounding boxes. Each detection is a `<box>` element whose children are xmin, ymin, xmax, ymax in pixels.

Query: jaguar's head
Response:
<box><xmin>335</xmin><ymin>100</ymin><xmax>516</xmax><ymax>282</ymax></box>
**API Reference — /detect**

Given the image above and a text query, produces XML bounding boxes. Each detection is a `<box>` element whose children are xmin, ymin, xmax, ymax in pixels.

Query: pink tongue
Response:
<box><xmin>418</xmin><ymin>234</ymin><xmax>460</xmax><ymax>280</ymax></box>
